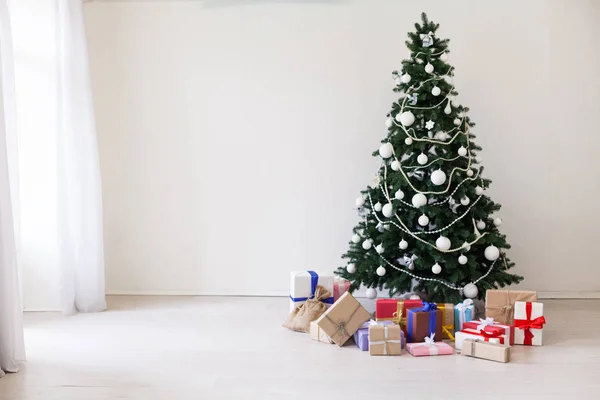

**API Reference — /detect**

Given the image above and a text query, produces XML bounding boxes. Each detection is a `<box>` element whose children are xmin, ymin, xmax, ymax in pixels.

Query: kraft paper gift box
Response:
<box><xmin>454</xmin><ymin>328</ymin><xmax>509</xmax><ymax>351</ymax></box>
<box><xmin>455</xmin><ymin>299</ymin><xmax>476</xmax><ymax>332</ymax></box>
<box><xmin>437</xmin><ymin>303</ymin><xmax>455</xmax><ymax>341</ymax></box>
<box><xmin>333</xmin><ymin>278</ymin><xmax>351</xmax><ymax>302</ymax></box>
<box><xmin>316</xmin><ymin>292</ymin><xmax>370</xmax><ymax>347</ymax></box>
<box><xmin>407</xmin><ymin>302</ymin><xmax>442</xmax><ymax>343</ymax></box>
<box><xmin>460</xmin><ymin>338</ymin><xmax>511</xmax><ymax>363</ymax></box>
<box><xmin>514</xmin><ymin>301</ymin><xmax>546</xmax><ymax>346</ymax></box>
<box><xmin>310</xmin><ymin>321</ymin><xmax>334</xmax><ymax>344</ymax></box>
<box><xmin>464</xmin><ymin>317</ymin><xmax>515</xmax><ymax>345</ymax></box>
<box><xmin>368</xmin><ymin>324</ymin><xmax>402</xmax><ymax>356</ymax></box>
<box><xmin>485</xmin><ymin>289</ymin><xmax>537</xmax><ymax>325</ymax></box>
<box><xmin>406</xmin><ymin>334</ymin><xmax>453</xmax><ymax>357</ymax></box>
<box><xmin>289</xmin><ymin>271</ymin><xmax>334</xmax><ymax>312</ymax></box>
<box><xmin>354</xmin><ymin>320</ymin><xmax>404</xmax><ymax>351</ymax></box>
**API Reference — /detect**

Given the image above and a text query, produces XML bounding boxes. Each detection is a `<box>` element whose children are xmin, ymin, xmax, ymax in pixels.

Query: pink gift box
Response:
<box><xmin>406</xmin><ymin>341</ymin><xmax>453</xmax><ymax>357</ymax></box>
<box><xmin>333</xmin><ymin>278</ymin><xmax>351</xmax><ymax>302</ymax></box>
<box><xmin>463</xmin><ymin>318</ymin><xmax>515</xmax><ymax>345</ymax></box>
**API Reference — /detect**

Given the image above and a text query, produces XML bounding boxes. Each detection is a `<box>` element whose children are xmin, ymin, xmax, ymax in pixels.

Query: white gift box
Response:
<box><xmin>514</xmin><ymin>301</ymin><xmax>545</xmax><ymax>346</ymax></box>
<box><xmin>454</xmin><ymin>328</ymin><xmax>510</xmax><ymax>351</ymax></box>
<box><xmin>289</xmin><ymin>271</ymin><xmax>334</xmax><ymax>312</ymax></box>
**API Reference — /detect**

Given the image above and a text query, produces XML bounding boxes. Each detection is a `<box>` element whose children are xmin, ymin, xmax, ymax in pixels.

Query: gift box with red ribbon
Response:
<box><xmin>514</xmin><ymin>301</ymin><xmax>545</xmax><ymax>346</ymax></box>
<box><xmin>454</xmin><ymin>327</ymin><xmax>509</xmax><ymax>351</ymax></box>
<box><xmin>463</xmin><ymin>317</ymin><xmax>515</xmax><ymax>345</ymax></box>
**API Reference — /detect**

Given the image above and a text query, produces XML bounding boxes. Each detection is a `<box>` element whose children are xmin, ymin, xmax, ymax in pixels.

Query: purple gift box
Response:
<box><xmin>354</xmin><ymin>320</ymin><xmax>405</xmax><ymax>351</ymax></box>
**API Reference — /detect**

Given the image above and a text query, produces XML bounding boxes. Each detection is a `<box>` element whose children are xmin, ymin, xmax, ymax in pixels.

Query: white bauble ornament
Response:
<box><xmin>463</xmin><ymin>283</ymin><xmax>478</xmax><ymax>299</ymax></box>
<box><xmin>466</xmin><ymin>169</ymin><xmax>474</xmax><ymax>177</ymax></box>
<box><xmin>458</xmin><ymin>146</ymin><xmax>468</xmax><ymax>157</ymax></box>
<box><xmin>440</xmin><ymin>52</ymin><xmax>449</xmax><ymax>62</ymax></box>
<box><xmin>418</xmin><ymin>214</ymin><xmax>430</xmax><ymax>226</ymax></box>
<box><xmin>362</xmin><ymin>240</ymin><xmax>372</xmax><ymax>250</ymax></box>
<box><xmin>462</xmin><ymin>241</ymin><xmax>471</xmax><ymax>252</ymax></box>
<box><xmin>395</xmin><ymin>189</ymin><xmax>405</xmax><ymax>200</ymax></box>
<box><xmin>379</xmin><ymin>142</ymin><xmax>394</xmax><ymax>159</ymax></box>
<box><xmin>352</xmin><ymin>234</ymin><xmax>361</xmax><ymax>244</ymax></box>
<box><xmin>484</xmin><ymin>245</ymin><xmax>500</xmax><ymax>261</ymax></box>
<box><xmin>399</xmin><ymin>239</ymin><xmax>408</xmax><ymax>250</ymax></box>
<box><xmin>365</xmin><ymin>288</ymin><xmax>378</xmax><ymax>299</ymax></box>
<box><xmin>409</xmin><ymin>294</ymin><xmax>421</xmax><ymax>300</ymax></box>
<box><xmin>400</xmin><ymin>73</ymin><xmax>411</xmax><ymax>83</ymax></box>
<box><xmin>444</xmin><ymin>103</ymin><xmax>452</xmax><ymax>115</ymax></box>
<box><xmin>391</xmin><ymin>160</ymin><xmax>401</xmax><ymax>171</ymax></box>
<box><xmin>425</xmin><ymin>63</ymin><xmax>434</xmax><ymax>73</ymax></box>
<box><xmin>436</xmin><ymin>236</ymin><xmax>451</xmax><ymax>251</ymax></box>
<box><xmin>452</xmin><ymin>99</ymin><xmax>460</xmax><ymax>107</ymax></box>
<box><xmin>458</xmin><ymin>254</ymin><xmax>468</xmax><ymax>265</ymax></box>
<box><xmin>454</xmin><ymin>118</ymin><xmax>461</xmax><ymax>126</ymax></box>
<box><xmin>385</xmin><ymin>117</ymin><xmax>393</xmax><ymax>128</ymax></box>
<box><xmin>382</xmin><ymin>203</ymin><xmax>394</xmax><ymax>218</ymax></box>
<box><xmin>494</xmin><ymin>218</ymin><xmax>503</xmax><ymax>226</ymax></box>
<box><xmin>417</xmin><ymin>153</ymin><xmax>428</xmax><ymax>165</ymax></box>
<box><xmin>431</xmin><ymin>86</ymin><xmax>441</xmax><ymax>96</ymax></box>
<box><xmin>346</xmin><ymin>263</ymin><xmax>356</xmax><ymax>274</ymax></box>
<box><xmin>477</xmin><ymin>220</ymin><xmax>486</xmax><ymax>230</ymax></box>
<box><xmin>356</xmin><ymin>196</ymin><xmax>365</xmax><ymax>207</ymax></box>
<box><xmin>394</xmin><ymin>77</ymin><xmax>402</xmax><ymax>86</ymax></box>
<box><xmin>405</xmin><ymin>137</ymin><xmax>413</xmax><ymax>145</ymax></box>
<box><xmin>430</xmin><ymin>169</ymin><xmax>447</xmax><ymax>186</ymax></box>
<box><xmin>475</xmin><ymin>186</ymin><xmax>484</xmax><ymax>196</ymax></box>
<box><xmin>376</xmin><ymin>244</ymin><xmax>385</xmax><ymax>254</ymax></box>
<box><xmin>376</xmin><ymin>266</ymin><xmax>386</xmax><ymax>276</ymax></box>
<box><xmin>374</xmin><ymin>202</ymin><xmax>382</xmax><ymax>212</ymax></box>
<box><xmin>460</xmin><ymin>197</ymin><xmax>470</xmax><ymax>206</ymax></box>
<box><xmin>399</xmin><ymin>111</ymin><xmax>416</xmax><ymax>127</ymax></box>
<box><xmin>431</xmin><ymin>263</ymin><xmax>442</xmax><ymax>274</ymax></box>
<box><xmin>411</xmin><ymin>193</ymin><xmax>427</xmax><ymax>208</ymax></box>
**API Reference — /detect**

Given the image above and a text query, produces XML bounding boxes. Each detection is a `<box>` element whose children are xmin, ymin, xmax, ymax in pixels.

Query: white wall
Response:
<box><xmin>84</xmin><ymin>0</ymin><xmax>600</xmax><ymax>297</ymax></box>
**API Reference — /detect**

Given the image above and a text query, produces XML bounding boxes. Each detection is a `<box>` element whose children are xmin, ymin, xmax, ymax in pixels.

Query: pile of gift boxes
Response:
<box><xmin>284</xmin><ymin>271</ymin><xmax>546</xmax><ymax>363</ymax></box>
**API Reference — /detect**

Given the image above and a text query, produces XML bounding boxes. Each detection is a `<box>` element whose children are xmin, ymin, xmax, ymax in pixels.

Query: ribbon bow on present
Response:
<box><xmin>407</xmin><ymin>302</ymin><xmax>438</xmax><ymax>342</ymax></box>
<box><xmin>475</xmin><ymin>317</ymin><xmax>496</xmax><ymax>332</ymax></box>
<box><xmin>411</xmin><ymin>333</ymin><xmax>439</xmax><ymax>355</ymax></box>
<box><xmin>514</xmin><ymin>302</ymin><xmax>546</xmax><ymax>345</ymax></box>
<box><xmin>456</xmin><ymin>299</ymin><xmax>474</xmax><ymax>312</ymax></box>
<box><xmin>423</xmin><ymin>333</ymin><xmax>436</xmax><ymax>346</ymax></box>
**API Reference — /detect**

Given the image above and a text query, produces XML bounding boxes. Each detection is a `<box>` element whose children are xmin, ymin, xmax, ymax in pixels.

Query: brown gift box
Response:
<box><xmin>316</xmin><ymin>292</ymin><xmax>370</xmax><ymax>347</ymax></box>
<box><xmin>408</xmin><ymin>308</ymin><xmax>442</xmax><ymax>343</ymax></box>
<box><xmin>460</xmin><ymin>339</ymin><xmax>511</xmax><ymax>363</ymax></box>
<box><xmin>437</xmin><ymin>303</ymin><xmax>455</xmax><ymax>340</ymax></box>
<box><xmin>369</xmin><ymin>324</ymin><xmax>402</xmax><ymax>356</ymax></box>
<box><xmin>485</xmin><ymin>290</ymin><xmax>537</xmax><ymax>325</ymax></box>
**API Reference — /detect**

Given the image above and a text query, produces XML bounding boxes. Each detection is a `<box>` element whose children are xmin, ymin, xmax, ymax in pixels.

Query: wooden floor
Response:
<box><xmin>0</xmin><ymin>297</ymin><xmax>598</xmax><ymax>399</ymax></box>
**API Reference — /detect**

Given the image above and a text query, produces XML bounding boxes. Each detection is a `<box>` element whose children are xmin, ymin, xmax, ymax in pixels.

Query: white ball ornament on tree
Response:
<box><xmin>484</xmin><ymin>245</ymin><xmax>500</xmax><ymax>261</ymax></box>
<box><xmin>375</xmin><ymin>244</ymin><xmax>385</xmax><ymax>254</ymax></box>
<box><xmin>362</xmin><ymin>239</ymin><xmax>372</xmax><ymax>250</ymax></box>
<box><xmin>352</xmin><ymin>234</ymin><xmax>361</xmax><ymax>244</ymax></box>
<box><xmin>356</xmin><ymin>196</ymin><xmax>365</xmax><ymax>207</ymax></box>
<box><xmin>391</xmin><ymin>160</ymin><xmax>401</xmax><ymax>171</ymax></box>
<box><xmin>466</xmin><ymin>169</ymin><xmax>474</xmax><ymax>177</ymax></box>
<box><xmin>374</xmin><ymin>202</ymin><xmax>382</xmax><ymax>212</ymax></box>
<box><xmin>399</xmin><ymin>239</ymin><xmax>408</xmax><ymax>250</ymax></box>
<box><xmin>382</xmin><ymin>203</ymin><xmax>394</xmax><ymax>218</ymax></box>
<box><xmin>365</xmin><ymin>288</ymin><xmax>378</xmax><ymax>300</ymax></box>
<box><xmin>376</xmin><ymin>266</ymin><xmax>386</xmax><ymax>276</ymax></box>
<box><xmin>463</xmin><ymin>283</ymin><xmax>478</xmax><ymax>299</ymax></box>
<box><xmin>431</xmin><ymin>86</ymin><xmax>441</xmax><ymax>96</ymax></box>
<box><xmin>395</xmin><ymin>189</ymin><xmax>405</xmax><ymax>200</ymax></box>
<box><xmin>477</xmin><ymin>220</ymin><xmax>486</xmax><ymax>230</ymax></box>
<box><xmin>431</xmin><ymin>263</ymin><xmax>442</xmax><ymax>274</ymax></box>
<box><xmin>494</xmin><ymin>218</ymin><xmax>503</xmax><ymax>226</ymax></box>
<box><xmin>475</xmin><ymin>186</ymin><xmax>484</xmax><ymax>196</ymax></box>
<box><xmin>417</xmin><ymin>153</ymin><xmax>429</xmax><ymax>165</ymax></box>
<box><xmin>454</xmin><ymin>118</ymin><xmax>461</xmax><ymax>126</ymax></box>
<box><xmin>460</xmin><ymin>197</ymin><xmax>470</xmax><ymax>206</ymax></box>
<box><xmin>458</xmin><ymin>254</ymin><xmax>468</xmax><ymax>265</ymax></box>
<box><xmin>398</xmin><ymin>111</ymin><xmax>416</xmax><ymax>127</ymax></box>
<box><xmin>440</xmin><ymin>52</ymin><xmax>449</xmax><ymax>62</ymax></box>
<box><xmin>346</xmin><ymin>263</ymin><xmax>356</xmax><ymax>274</ymax></box>
<box><xmin>411</xmin><ymin>193</ymin><xmax>427</xmax><ymax>208</ymax></box>
<box><xmin>458</xmin><ymin>146</ymin><xmax>468</xmax><ymax>157</ymax></box>
<box><xmin>385</xmin><ymin>117</ymin><xmax>393</xmax><ymax>128</ymax></box>
<box><xmin>425</xmin><ymin>63</ymin><xmax>434</xmax><ymax>73</ymax></box>
<box><xmin>418</xmin><ymin>214</ymin><xmax>430</xmax><ymax>226</ymax></box>
<box><xmin>400</xmin><ymin>73</ymin><xmax>411</xmax><ymax>83</ymax></box>
<box><xmin>431</xmin><ymin>169</ymin><xmax>447</xmax><ymax>186</ymax></box>
<box><xmin>405</xmin><ymin>137</ymin><xmax>413</xmax><ymax>145</ymax></box>
<box><xmin>435</xmin><ymin>236</ymin><xmax>451</xmax><ymax>251</ymax></box>
<box><xmin>379</xmin><ymin>142</ymin><xmax>394</xmax><ymax>159</ymax></box>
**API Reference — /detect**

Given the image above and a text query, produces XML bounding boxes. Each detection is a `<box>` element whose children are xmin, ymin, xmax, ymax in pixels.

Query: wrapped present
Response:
<box><xmin>375</xmin><ymin>298</ymin><xmax>422</xmax><ymax>335</ymax></box>
<box><xmin>514</xmin><ymin>301</ymin><xmax>545</xmax><ymax>346</ymax></box>
<box><xmin>354</xmin><ymin>320</ymin><xmax>404</xmax><ymax>351</ymax></box>
<box><xmin>316</xmin><ymin>292</ymin><xmax>370</xmax><ymax>347</ymax></box>
<box><xmin>333</xmin><ymin>278</ymin><xmax>351</xmax><ymax>302</ymax></box>
<box><xmin>406</xmin><ymin>334</ymin><xmax>453</xmax><ymax>357</ymax></box>
<box><xmin>454</xmin><ymin>299</ymin><xmax>475</xmax><ymax>332</ymax></box>
<box><xmin>464</xmin><ymin>317</ymin><xmax>515</xmax><ymax>345</ymax></box>
<box><xmin>407</xmin><ymin>302</ymin><xmax>442</xmax><ymax>343</ymax></box>
<box><xmin>460</xmin><ymin>339</ymin><xmax>511</xmax><ymax>363</ymax></box>
<box><xmin>454</xmin><ymin>327</ymin><xmax>509</xmax><ymax>351</ymax></box>
<box><xmin>485</xmin><ymin>289</ymin><xmax>537</xmax><ymax>325</ymax></box>
<box><xmin>283</xmin><ymin>285</ymin><xmax>332</xmax><ymax>333</ymax></box>
<box><xmin>369</xmin><ymin>324</ymin><xmax>402</xmax><ymax>356</ymax></box>
<box><xmin>289</xmin><ymin>271</ymin><xmax>334</xmax><ymax>312</ymax></box>
<box><xmin>310</xmin><ymin>320</ymin><xmax>334</xmax><ymax>344</ymax></box>
<box><xmin>437</xmin><ymin>303</ymin><xmax>455</xmax><ymax>341</ymax></box>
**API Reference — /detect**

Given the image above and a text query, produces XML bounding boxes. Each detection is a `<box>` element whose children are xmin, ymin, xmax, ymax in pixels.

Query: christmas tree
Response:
<box><xmin>336</xmin><ymin>13</ymin><xmax>523</xmax><ymax>304</ymax></box>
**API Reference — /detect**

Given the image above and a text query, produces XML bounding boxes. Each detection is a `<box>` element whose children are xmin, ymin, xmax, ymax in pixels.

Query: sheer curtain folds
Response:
<box><xmin>0</xmin><ymin>0</ymin><xmax>25</xmax><ymax>377</ymax></box>
<box><xmin>57</xmin><ymin>0</ymin><xmax>106</xmax><ymax>314</ymax></box>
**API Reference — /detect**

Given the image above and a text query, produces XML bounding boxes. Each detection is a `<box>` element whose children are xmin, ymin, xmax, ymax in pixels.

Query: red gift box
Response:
<box><xmin>463</xmin><ymin>318</ymin><xmax>515</xmax><ymax>345</ymax></box>
<box><xmin>376</xmin><ymin>299</ymin><xmax>423</xmax><ymax>335</ymax></box>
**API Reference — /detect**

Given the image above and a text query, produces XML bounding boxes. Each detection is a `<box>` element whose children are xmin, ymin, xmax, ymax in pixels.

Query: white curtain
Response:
<box><xmin>0</xmin><ymin>0</ymin><xmax>25</xmax><ymax>377</ymax></box>
<box><xmin>57</xmin><ymin>0</ymin><xmax>106</xmax><ymax>314</ymax></box>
